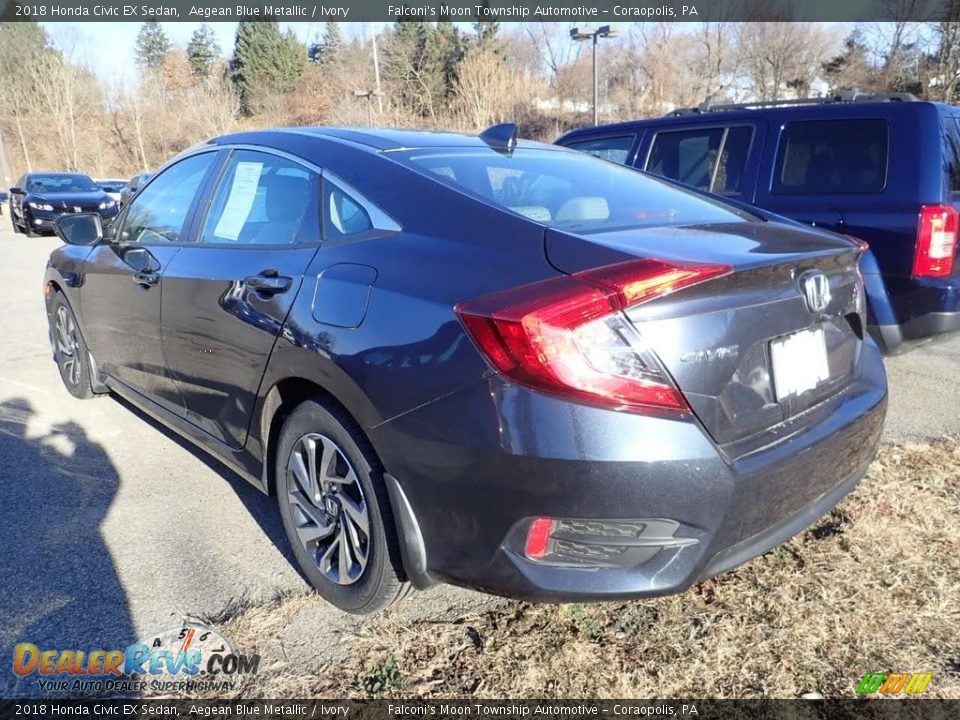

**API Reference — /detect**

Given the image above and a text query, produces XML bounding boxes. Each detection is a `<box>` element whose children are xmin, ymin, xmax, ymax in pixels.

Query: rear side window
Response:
<box><xmin>943</xmin><ymin>117</ymin><xmax>960</xmax><ymax>192</ymax></box>
<box><xmin>645</xmin><ymin>126</ymin><xmax>753</xmax><ymax>195</ymax></box>
<box><xmin>774</xmin><ymin>119</ymin><xmax>888</xmax><ymax>195</ymax></box>
<box><xmin>323</xmin><ymin>174</ymin><xmax>400</xmax><ymax>241</ymax></box>
<box><xmin>200</xmin><ymin>150</ymin><xmax>320</xmax><ymax>246</ymax></box>
<box><xmin>564</xmin><ymin>135</ymin><xmax>635</xmax><ymax>165</ymax></box>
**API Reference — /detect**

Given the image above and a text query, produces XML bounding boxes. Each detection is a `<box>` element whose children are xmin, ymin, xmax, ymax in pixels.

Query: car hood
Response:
<box><xmin>28</xmin><ymin>191</ymin><xmax>111</xmax><ymax>205</ymax></box>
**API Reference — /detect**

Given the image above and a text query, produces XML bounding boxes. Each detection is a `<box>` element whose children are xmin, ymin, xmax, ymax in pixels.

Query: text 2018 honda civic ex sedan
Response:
<box><xmin>44</xmin><ymin>125</ymin><xmax>887</xmax><ymax>613</ymax></box>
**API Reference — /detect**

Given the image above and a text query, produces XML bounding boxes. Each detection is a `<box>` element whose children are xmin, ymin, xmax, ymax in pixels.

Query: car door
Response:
<box><xmin>160</xmin><ymin>148</ymin><xmax>322</xmax><ymax>449</ymax></box>
<box><xmin>79</xmin><ymin>151</ymin><xmax>221</xmax><ymax>414</ymax></box>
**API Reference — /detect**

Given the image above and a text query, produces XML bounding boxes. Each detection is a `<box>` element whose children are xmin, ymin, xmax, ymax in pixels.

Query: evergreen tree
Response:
<box><xmin>384</xmin><ymin>20</ymin><xmax>446</xmax><ymax>118</ymax></box>
<box><xmin>309</xmin><ymin>22</ymin><xmax>344</xmax><ymax>66</ymax></box>
<box><xmin>134</xmin><ymin>21</ymin><xmax>171</xmax><ymax>71</ymax></box>
<box><xmin>436</xmin><ymin>19</ymin><xmax>466</xmax><ymax>98</ymax></box>
<box><xmin>473</xmin><ymin>3</ymin><xmax>500</xmax><ymax>52</ymax></box>
<box><xmin>231</xmin><ymin>20</ymin><xmax>307</xmax><ymax>114</ymax></box>
<box><xmin>187</xmin><ymin>23</ymin><xmax>221</xmax><ymax>78</ymax></box>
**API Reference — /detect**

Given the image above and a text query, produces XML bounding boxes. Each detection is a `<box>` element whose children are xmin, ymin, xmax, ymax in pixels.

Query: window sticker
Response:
<box><xmin>213</xmin><ymin>161</ymin><xmax>263</xmax><ymax>241</ymax></box>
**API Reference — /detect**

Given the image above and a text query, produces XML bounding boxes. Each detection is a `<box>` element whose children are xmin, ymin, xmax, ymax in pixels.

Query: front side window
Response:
<box><xmin>646</xmin><ymin>126</ymin><xmax>753</xmax><ymax>195</ymax></box>
<box><xmin>774</xmin><ymin>119</ymin><xmax>888</xmax><ymax>195</ymax></box>
<box><xmin>400</xmin><ymin>147</ymin><xmax>751</xmax><ymax>234</ymax></box>
<box><xmin>564</xmin><ymin>135</ymin><xmax>635</xmax><ymax>165</ymax></box>
<box><xmin>119</xmin><ymin>153</ymin><xmax>215</xmax><ymax>244</ymax></box>
<box><xmin>200</xmin><ymin>150</ymin><xmax>320</xmax><ymax>246</ymax></box>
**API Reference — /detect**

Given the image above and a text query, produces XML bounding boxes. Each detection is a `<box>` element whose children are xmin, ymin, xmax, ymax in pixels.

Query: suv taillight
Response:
<box><xmin>913</xmin><ymin>205</ymin><xmax>958</xmax><ymax>278</ymax></box>
<box><xmin>455</xmin><ymin>259</ymin><xmax>730</xmax><ymax>413</ymax></box>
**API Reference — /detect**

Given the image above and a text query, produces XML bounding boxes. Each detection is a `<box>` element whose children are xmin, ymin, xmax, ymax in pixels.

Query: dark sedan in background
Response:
<box><xmin>10</xmin><ymin>172</ymin><xmax>119</xmax><ymax>236</ymax></box>
<box><xmin>43</xmin><ymin>125</ymin><xmax>887</xmax><ymax>613</ymax></box>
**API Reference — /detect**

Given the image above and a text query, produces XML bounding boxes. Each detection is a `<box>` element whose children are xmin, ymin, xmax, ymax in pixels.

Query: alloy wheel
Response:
<box><xmin>285</xmin><ymin>433</ymin><xmax>371</xmax><ymax>585</ymax></box>
<box><xmin>55</xmin><ymin>306</ymin><xmax>81</xmax><ymax>387</ymax></box>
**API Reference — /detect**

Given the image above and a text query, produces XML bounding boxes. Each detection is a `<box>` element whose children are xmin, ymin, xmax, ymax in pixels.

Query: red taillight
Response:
<box><xmin>913</xmin><ymin>205</ymin><xmax>958</xmax><ymax>278</ymax></box>
<box><xmin>456</xmin><ymin>259</ymin><xmax>731</xmax><ymax>413</ymax></box>
<box><xmin>524</xmin><ymin>517</ymin><xmax>554</xmax><ymax>559</ymax></box>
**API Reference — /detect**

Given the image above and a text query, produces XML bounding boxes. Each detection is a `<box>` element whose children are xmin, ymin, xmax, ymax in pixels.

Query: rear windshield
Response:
<box><xmin>773</xmin><ymin>119</ymin><xmax>888</xmax><ymax>195</ymax></box>
<box><xmin>27</xmin><ymin>174</ymin><xmax>99</xmax><ymax>194</ymax></box>
<box><xmin>397</xmin><ymin>147</ymin><xmax>749</xmax><ymax>233</ymax></box>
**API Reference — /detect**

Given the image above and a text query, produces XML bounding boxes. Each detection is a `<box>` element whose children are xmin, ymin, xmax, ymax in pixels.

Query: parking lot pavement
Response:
<box><xmin>0</xmin><ymin>222</ymin><xmax>957</xmax><ymax>691</ymax></box>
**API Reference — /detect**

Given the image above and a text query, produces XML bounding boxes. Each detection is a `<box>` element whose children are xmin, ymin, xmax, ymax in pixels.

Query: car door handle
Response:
<box><xmin>133</xmin><ymin>271</ymin><xmax>159</xmax><ymax>287</ymax></box>
<box><xmin>244</xmin><ymin>273</ymin><xmax>292</xmax><ymax>294</ymax></box>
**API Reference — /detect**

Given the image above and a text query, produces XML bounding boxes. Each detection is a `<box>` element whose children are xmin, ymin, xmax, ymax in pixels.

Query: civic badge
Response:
<box><xmin>799</xmin><ymin>270</ymin><xmax>831</xmax><ymax>313</ymax></box>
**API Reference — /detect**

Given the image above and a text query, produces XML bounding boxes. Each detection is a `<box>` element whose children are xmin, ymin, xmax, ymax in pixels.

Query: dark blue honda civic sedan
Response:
<box><xmin>43</xmin><ymin>125</ymin><xmax>887</xmax><ymax>613</ymax></box>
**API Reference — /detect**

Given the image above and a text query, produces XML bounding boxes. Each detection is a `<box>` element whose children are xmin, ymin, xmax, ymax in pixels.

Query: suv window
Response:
<box><xmin>200</xmin><ymin>150</ymin><xmax>320</xmax><ymax>245</ymax></box>
<box><xmin>119</xmin><ymin>153</ymin><xmax>215</xmax><ymax>244</ymax></box>
<box><xmin>645</xmin><ymin>126</ymin><xmax>753</xmax><ymax>195</ymax></box>
<box><xmin>943</xmin><ymin>117</ymin><xmax>960</xmax><ymax>193</ymax></box>
<box><xmin>564</xmin><ymin>135</ymin><xmax>635</xmax><ymax>165</ymax></box>
<box><xmin>774</xmin><ymin>119</ymin><xmax>888</xmax><ymax>195</ymax></box>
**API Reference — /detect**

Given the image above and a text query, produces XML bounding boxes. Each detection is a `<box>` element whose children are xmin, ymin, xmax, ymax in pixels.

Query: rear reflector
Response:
<box><xmin>456</xmin><ymin>259</ymin><xmax>731</xmax><ymax>413</ymax></box>
<box><xmin>524</xmin><ymin>517</ymin><xmax>554</xmax><ymax>559</ymax></box>
<box><xmin>913</xmin><ymin>205</ymin><xmax>958</xmax><ymax>278</ymax></box>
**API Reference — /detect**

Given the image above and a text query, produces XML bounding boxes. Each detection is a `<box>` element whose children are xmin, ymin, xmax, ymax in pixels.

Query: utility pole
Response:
<box><xmin>353</xmin><ymin>90</ymin><xmax>383</xmax><ymax>126</ymax></box>
<box><xmin>371</xmin><ymin>31</ymin><xmax>383</xmax><ymax>115</ymax></box>
<box><xmin>0</xmin><ymin>125</ymin><xmax>11</xmax><ymax>189</ymax></box>
<box><xmin>570</xmin><ymin>25</ymin><xmax>618</xmax><ymax>126</ymax></box>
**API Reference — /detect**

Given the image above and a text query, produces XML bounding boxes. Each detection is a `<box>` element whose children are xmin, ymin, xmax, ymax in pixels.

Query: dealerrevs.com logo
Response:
<box><xmin>12</xmin><ymin>622</ymin><xmax>260</xmax><ymax>694</ymax></box>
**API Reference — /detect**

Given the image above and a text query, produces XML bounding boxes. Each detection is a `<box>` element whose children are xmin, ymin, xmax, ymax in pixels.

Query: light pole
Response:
<box><xmin>570</xmin><ymin>25</ymin><xmax>618</xmax><ymax>126</ymax></box>
<box><xmin>353</xmin><ymin>90</ymin><xmax>383</xmax><ymax>127</ymax></box>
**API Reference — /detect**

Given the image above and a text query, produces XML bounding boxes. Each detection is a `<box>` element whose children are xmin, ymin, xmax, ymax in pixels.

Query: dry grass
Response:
<box><xmin>214</xmin><ymin>439</ymin><xmax>960</xmax><ymax>699</ymax></box>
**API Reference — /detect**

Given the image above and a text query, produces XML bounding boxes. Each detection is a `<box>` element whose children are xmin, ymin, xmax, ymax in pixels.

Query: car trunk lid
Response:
<box><xmin>545</xmin><ymin>222</ymin><xmax>867</xmax><ymax>449</ymax></box>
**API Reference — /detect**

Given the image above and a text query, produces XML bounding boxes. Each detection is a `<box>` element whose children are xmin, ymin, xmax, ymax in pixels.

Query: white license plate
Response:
<box><xmin>770</xmin><ymin>327</ymin><xmax>830</xmax><ymax>400</ymax></box>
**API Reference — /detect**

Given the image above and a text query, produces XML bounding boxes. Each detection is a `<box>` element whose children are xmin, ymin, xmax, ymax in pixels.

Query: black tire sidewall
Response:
<box><xmin>50</xmin><ymin>294</ymin><xmax>93</xmax><ymax>399</ymax></box>
<box><xmin>275</xmin><ymin>400</ymin><xmax>400</xmax><ymax>613</ymax></box>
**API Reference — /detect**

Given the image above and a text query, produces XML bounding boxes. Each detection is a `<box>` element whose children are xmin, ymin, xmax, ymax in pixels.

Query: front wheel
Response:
<box><xmin>23</xmin><ymin>212</ymin><xmax>38</xmax><ymax>237</ymax></box>
<box><xmin>276</xmin><ymin>399</ymin><xmax>410</xmax><ymax>614</ymax></box>
<box><xmin>50</xmin><ymin>294</ymin><xmax>95</xmax><ymax>399</ymax></box>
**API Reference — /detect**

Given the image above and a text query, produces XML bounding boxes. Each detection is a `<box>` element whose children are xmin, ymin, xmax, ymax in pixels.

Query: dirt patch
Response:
<box><xmin>206</xmin><ymin>439</ymin><xmax>960</xmax><ymax>699</ymax></box>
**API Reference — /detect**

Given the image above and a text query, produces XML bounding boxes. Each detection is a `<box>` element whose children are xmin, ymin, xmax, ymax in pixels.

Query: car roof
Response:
<box><xmin>560</xmin><ymin>100</ymin><xmax>956</xmax><ymax>141</ymax></box>
<box><xmin>214</xmin><ymin>126</ymin><xmax>552</xmax><ymax>153</ymax></box>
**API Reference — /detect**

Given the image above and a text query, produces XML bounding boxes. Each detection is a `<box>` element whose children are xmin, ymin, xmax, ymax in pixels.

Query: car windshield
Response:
<box><xmin>27</xmin><ymin>174</ymin><xmax>99</xmax><ymax>194</ymax></box>
<box><xmin>397</xmin><ymin>147</ymin><xmax>751</xmax><ymax>233</ymax></box>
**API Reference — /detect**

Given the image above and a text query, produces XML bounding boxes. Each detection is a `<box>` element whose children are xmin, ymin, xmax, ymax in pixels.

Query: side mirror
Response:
<box><xmin>10</xmin><ymin>187</ymin><xmax>23</xmax><ymax>195</ymax></box>
<box><xmin>55</xmin><ymin>213</ymin><xmax>103</xmax><ymax>246</ymax></box>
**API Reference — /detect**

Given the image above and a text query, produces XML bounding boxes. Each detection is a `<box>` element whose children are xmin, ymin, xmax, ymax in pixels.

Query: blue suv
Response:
<box><xmin>557</xmin><ymin>92</ymin><xmax>960</xmax><ymax>353</ymax></box>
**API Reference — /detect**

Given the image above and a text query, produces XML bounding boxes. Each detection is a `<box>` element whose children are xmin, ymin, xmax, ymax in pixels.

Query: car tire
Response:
<box><xmin>275</xmin><ymin>398</ymin><xmax>410</xmax><ymax>614</ymax></box>
<box><xmin>11</xmin><ymin>210</ymin><xmax>23</xmax><ymax>234</ymax></box>
<box><xmin>50</xmin><ymin>293</ymin><xmax>96</xmax><ymax>399</ymax></box>
<box><xmin>23</xmin><ymin>213</ymin><xmax>38</xmax><ymax>237</ymax></box>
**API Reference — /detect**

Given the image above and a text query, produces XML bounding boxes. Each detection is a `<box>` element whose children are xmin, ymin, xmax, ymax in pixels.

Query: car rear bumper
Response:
<box><xmin>371</xmin><ymin>342</ymin><xmax>887</xmax><ymax>601</ymax></box>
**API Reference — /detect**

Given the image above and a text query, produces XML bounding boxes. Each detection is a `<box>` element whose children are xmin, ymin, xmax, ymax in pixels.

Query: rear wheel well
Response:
<box><xmin>261</xmin><ymin>378</ymin><xmax>361</xmax><ymax>496</ymax></box>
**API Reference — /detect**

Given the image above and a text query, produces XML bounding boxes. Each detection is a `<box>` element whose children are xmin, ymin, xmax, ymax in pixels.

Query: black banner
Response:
<box><xmin>2</xmin><ymin>700</ymin><xmax>960</xmax><ymax>720</ymax></box>
<box><xmin>0</xmin><ymin>0</ymin><xmax>955</xmax><ymax>23</ymax></box>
